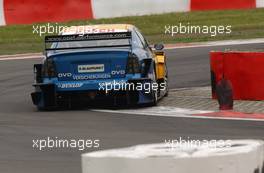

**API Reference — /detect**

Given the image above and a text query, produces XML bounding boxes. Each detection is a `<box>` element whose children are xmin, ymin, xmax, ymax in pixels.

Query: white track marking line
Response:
<box><xmin>0</xmin><ymin>52</ymin><xmax>42</xmax><ymax>58</ymax></box>
<box><xmin>0</xmin><ymin>55</ymin><xmax>43</xmax><ymax>61</ymax></box>
<box><xmin>92</xmin><ymin>106</ymin><xmax>264</xmax><ymax>122</ymax></box>
<box><xmin>164</xmin><ymin>38</ymin><xmax>264</xmax><ymax>49</ymax></box>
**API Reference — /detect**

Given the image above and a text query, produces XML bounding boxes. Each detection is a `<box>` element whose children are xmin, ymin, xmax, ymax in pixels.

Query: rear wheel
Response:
<box><xmin>149</xmin><ymin>62</ymin><xmax>158</xmax><ymax>106</ymax></box>
<box><xmin>151</xmin><ymin>88</ymin><xmax>158</xmax><ymax>106</ymax></box>
<box><xmin>164</xmin><ymin>76</ymin><xmax>169</xmax><ymax>97</ymax></box>
<box><xmin>164</xmin><ymin>60</ymin><xmax>169</xmax><ymax>97</ymax></box>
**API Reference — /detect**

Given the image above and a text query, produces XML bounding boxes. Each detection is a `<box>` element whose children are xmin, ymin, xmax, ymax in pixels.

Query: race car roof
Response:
<box><xmin>62</xmin><ymin>24</ymin><xmax>134</xmax><ymax>35</ymax></box>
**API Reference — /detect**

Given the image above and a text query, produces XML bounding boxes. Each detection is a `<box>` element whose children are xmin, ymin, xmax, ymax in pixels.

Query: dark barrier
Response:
<box><xmin>211</xmin><ymin>51</ymin><xmax>264</xmax><ymax>101</ymax></box>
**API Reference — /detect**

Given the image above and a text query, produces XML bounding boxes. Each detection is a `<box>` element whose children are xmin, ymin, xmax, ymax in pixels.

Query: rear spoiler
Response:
<box><xmin>44</xmin><ymin>32</ymin><xmax>132</xmax><ymax>51</ymax></box>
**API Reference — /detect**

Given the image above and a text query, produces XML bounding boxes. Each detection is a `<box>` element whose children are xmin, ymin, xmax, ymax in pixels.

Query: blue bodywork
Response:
<box><xmin>31</xmin><ymin>28</ymin><xmax>161</xmax><ymax>110</ymax></box>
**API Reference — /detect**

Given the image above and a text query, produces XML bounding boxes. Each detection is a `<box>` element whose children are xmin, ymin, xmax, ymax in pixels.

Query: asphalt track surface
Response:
<box><xmin>1</xmin><ymin>43</ymin><xmax>264</xmax><ymax>173</ymax></box>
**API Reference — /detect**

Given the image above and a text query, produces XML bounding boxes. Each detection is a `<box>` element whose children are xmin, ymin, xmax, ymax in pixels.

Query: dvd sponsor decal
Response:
<box><xmin>111</xmin><ymin>70</ymin><xmax>126</xmax><ymax>75</ymax></box>
<box><xmin>58</xmin><ymin>73</ymin><xmax>72</xmax><ymax>78</ymax></box>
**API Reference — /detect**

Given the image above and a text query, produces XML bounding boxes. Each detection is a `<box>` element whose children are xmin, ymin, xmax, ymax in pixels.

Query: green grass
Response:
<box><xmin>0</xmin><ymin>8</ymin><xmax>264</xmax><ymax>55</ymax></box>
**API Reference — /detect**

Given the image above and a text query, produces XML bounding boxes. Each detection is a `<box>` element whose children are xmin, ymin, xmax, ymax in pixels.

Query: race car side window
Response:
<box><xmin>134</xmin><ymin>29</ymin><xmax>148</xmax><ymax>49</ymax></box>
<box><xmin>132</xmin><ymin>30</ymin><xmax>144</xmax><ymax>49</ymax></box>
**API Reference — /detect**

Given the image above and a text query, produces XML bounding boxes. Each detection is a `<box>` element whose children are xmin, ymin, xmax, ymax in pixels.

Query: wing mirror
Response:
<box><xmin>154</xmin><ymin>43</ymin><xmax>164</xmax><ymax>50</ymax></box>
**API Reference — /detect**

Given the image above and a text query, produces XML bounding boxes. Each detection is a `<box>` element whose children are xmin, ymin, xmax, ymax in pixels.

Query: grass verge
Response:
<box><xmin>0</xmin><ymin>8</ymin><xmax>264</xmax><ymax>55</ymax></box>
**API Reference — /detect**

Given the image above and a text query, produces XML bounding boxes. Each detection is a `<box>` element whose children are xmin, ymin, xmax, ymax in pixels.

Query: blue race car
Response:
<box><xmin>31</xmin><ymin>24</ymin><xmax>168</xmax><ymax>110</ymax></box>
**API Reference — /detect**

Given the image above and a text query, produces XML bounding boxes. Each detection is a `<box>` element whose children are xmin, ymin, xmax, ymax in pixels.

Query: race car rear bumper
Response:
<box><xmin>31</xmin><ymin>78</ymin><xmax>156</xmax><ymax>108</ymax></box>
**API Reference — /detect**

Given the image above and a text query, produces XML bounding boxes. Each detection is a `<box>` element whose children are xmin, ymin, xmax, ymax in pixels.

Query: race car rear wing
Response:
<box><xmin>44</xmin><ymin>32</ymin><xmax>132</xmax><ymax>51</ymax></box>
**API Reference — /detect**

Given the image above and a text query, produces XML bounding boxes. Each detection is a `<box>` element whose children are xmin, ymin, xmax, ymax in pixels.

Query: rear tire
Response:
<box><xmin>151</xmin><ymin>89</ymin><xmax>158</xmax><ymax>106</ymax></box>
<box><xmin>164</xmin><ymin>60</ymin><xmax>169</xmax><ymax>97</ymax></box>
<box><xmin>149</xmin><ymin>62</ymin><xmax>158</xmax><ymax>106</ymax></box>
<box><xmin>164</xmin><ymin>77</ymin><xmax>169</xmax><ymax>97</ymax></box>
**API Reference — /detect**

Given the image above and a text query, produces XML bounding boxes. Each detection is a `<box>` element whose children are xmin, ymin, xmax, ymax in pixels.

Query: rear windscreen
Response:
<box><xmin>45</xmin><ymin>32</ymin><xmax>132</xmax><ymax>52</ymax></box>
<box><xmin>53</xmin><ymin>39</ymin><xmax>130</xmax><ymax>49</ymax></box>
